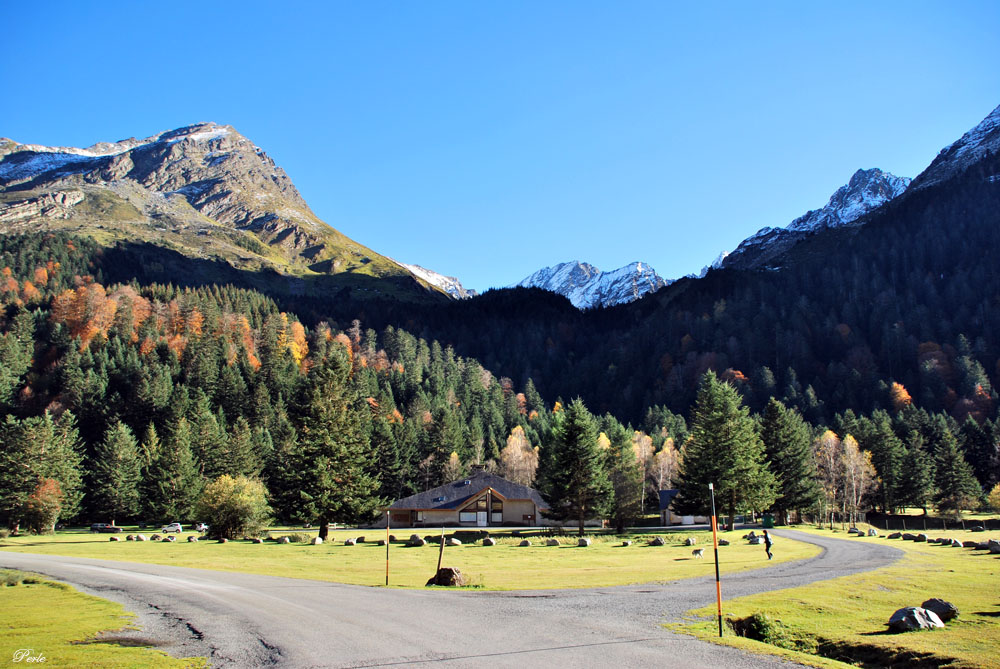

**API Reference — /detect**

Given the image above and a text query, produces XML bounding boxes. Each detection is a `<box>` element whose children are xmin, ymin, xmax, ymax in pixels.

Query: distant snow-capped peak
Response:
<box><xmin>910</xmin><ymin>103</ymin><xmax>1000</xmax><ymax>190</ymax></box>
<box><xmin>516</xmin><ymin>260</ymin><xmax>667</xmax><ymax>309</ymax></box>
<box><xmin>399</xmin><ymin>262</ymin><xmax>477</xmax><ymax>299</ymax></box>
<box><xmin>719</xmin><ymin>167</ymin><xmax>910</xmax><ymax>270</ymax></box>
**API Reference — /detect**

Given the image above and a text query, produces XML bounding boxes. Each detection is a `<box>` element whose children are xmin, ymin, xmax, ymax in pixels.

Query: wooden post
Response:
<box><xmin>436</xmin><ymin>526</ymin><xmax>445</xmax><ymax>575</ymax></box>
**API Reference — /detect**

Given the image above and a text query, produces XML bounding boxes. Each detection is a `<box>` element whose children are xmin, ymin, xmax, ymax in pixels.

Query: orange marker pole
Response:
<box><xmin>385</xmin><ymin>511</ymin><xmax>390</xmax><ymax>586</ymax></box>
<box><xmin>709</xmin><ymin>482</ymin><xmax>723</xmax><ymax>637</ymax></box>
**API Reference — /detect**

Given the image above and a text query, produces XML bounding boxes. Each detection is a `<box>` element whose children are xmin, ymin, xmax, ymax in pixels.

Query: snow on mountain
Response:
<box><xmin>910</xmin><ymin>103</ymin><xmax>1000</xmax><ymax>191</ymax></box>
<box><xmin>399</xmin><ymin>262</ymin><xmax>477</xmax><ymax>299</ymax></box>
<box><xmin>516</xmin><ymin>260</ymin><xmax>667</xmax><ymax>309</ymax></box>
<box><xmin>720</xmin><ymin>168</ymin><xmax>910</xmax><ymax>270</ymax></box>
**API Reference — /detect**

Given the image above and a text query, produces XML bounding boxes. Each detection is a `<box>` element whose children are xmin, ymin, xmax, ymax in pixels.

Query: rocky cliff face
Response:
<box><xmin>0</xmin><ymin>124</ymin><xmax>434</xmax><ymax>295</ymax></box>
<box><xmin>516</xmin><ymin>260</ymin><xmax>666</xmax><ymax>309</ymax></box>
<box><xmin>720</xmin><ymin>168</ymin><xmax>910</xmax><ymax>270</ymax></box>
<box><xmin>909</xmin><ymin>103</ymin><xmax>1000</xmax><ymax>191</ymax></box>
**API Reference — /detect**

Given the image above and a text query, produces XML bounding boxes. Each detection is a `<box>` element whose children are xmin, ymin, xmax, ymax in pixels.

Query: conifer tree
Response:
<box><xmin>536</xmin><ymin>397</ymin><xmax>611</xmax><ymax>535</ymax></box>
<box><xmin>759</xmin><ymin>399</ymin><xmax>821</xmax><ymax>524</ymax></box>
<box><xmin>899</xmin><ymin>431</ymin><xmax>936</xmax><ymax>513</ymax></box>
<box><xmin>673</xmin><ymin>372</ymin><xmax>776</xmax><ymax>529</ymax></box>
<box><xmin>934</xmin><ymin>430</ymin><xmax>983</xmax><ymax>513</ymax></box>
<box><xmin>148</xmin><ymin>416</ymin><xmax>202</xmax><ymax>521</ymax></box>
<box><xmin>288</xmin><ymin>346</ymin><xmax>381</xmax><ymax>539</ymax></box>
<box><xmin>862</xmin><ymin>412</ymin><xmax>906</xmax><ymax>513</ymax></box>
<box><xmin>89</xmin><ymin>421</ymin><xmax>142</xmax><ymax>525</ymax></box>
<box><xmin>603</xmin><ymin>420</ymin><xmax>643</xmax><ymax>533</ymax></box>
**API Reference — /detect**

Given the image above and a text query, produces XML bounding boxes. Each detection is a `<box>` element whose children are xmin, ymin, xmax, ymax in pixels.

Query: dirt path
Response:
<box><xmin>1</xmin><ymin>529</ymin><xmax>901</xmax><ymax>668</ymax></box>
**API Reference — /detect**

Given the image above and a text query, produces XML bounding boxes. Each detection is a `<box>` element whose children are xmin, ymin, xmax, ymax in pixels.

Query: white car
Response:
<box><xmin>161</xmin><ymin>523</ymin><xmax>183</xmax><ymax>533</ymax></box>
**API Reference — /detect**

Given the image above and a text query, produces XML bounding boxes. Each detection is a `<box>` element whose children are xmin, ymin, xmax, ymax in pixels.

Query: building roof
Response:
<box><xmin>389</xmin><ymin>471</ymin><xmax>549</xmax><ymax>511</ymax></box>
<box><xmin>658</xmin><ymin>489</ymin><xmax>679</xmax><ymax>511</ymax></box>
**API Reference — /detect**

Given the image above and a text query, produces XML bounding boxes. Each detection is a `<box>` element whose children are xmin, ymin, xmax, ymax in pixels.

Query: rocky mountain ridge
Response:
<box><xmin>516</xmin><ymin>260</ymin><xmax>667</xmax><ymax>309</ymax></box>
<box><xmin>0</xmin><ymin>123</ymin><xmax>439</xmax><ymax>300</ymax></box>
<box><xmin>719</xmin><ymin>168</ymin><xmax>911</xmax><ymax>270</ymax></box>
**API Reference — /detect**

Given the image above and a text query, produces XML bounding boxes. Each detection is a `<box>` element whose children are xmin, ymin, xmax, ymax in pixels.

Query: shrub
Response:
<box><xmin>988</xmin><ymin>483</ymin><xmax>1000</xmax><ymax>512</ymax></box>
<box><xmin>285</xmin><ymin>532</ymin><xmax>311</xmax><ymax>543</ymax></box>
<box><xmin>195</xmin><ymin>475</ymin><xmax>272</xmax><ymax>539</ymax></box>
<box><xmin>728</xmin><ymin>612</ymin><xmax>799</xmax><ymax>650</ymax></box>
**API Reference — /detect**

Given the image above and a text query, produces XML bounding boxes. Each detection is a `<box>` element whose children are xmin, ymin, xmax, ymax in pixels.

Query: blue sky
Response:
<box><xmin>4</xmin><ymin>2</ymin><xmax>999</xmax><ymax>292</ymax></box>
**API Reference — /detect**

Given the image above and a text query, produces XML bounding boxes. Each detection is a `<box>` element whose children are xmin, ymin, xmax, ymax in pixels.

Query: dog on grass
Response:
<box><xmin>692</xmin><ymin>548</ymin><xmax>704</xmax><ymax>558</ymax></box>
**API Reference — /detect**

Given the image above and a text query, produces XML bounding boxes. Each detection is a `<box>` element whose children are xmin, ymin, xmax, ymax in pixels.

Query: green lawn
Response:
<box><xmin>673</xmin><ymin>525</ymin><xmax>1000</xmax><ymax>668</ymax></box>
<box><xmin>0</xmin><ymin>570</ymin><xmax>205</xmax><ymax>668</ymax></box>
<box><xmin>0</xmin><ymin>527</ymin><xmax>820</xmax><ymax>590</ymax></box>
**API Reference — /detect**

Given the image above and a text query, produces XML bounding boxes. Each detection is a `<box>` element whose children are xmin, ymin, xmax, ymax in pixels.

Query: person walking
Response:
<box><xmin>762</xmin><ymin>529</ymin><xmax>773</xmax><ymax>560</ymax></box>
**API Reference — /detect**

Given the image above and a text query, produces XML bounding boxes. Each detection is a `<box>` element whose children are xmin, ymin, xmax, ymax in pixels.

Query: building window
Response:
<box><xmin>459</xmin><ymin>511</ymin><xmax>476</xmax><ymax>523</ymax></box>
<box><xmin>476</xmin><ymin>498</ymin><xmax>488</xmax><ymax>511</ymax></box>
<box><xmin>416</xmin><ymin>511</ymin><xmax>424</xmax><ymax>522</ymax></box>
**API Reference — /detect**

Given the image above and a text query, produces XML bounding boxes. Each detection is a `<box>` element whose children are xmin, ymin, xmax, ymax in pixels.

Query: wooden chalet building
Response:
<box><xmin>385</xmin><ymin>469</ymin><xmax>549</xmax><ymax>528</ymax></box>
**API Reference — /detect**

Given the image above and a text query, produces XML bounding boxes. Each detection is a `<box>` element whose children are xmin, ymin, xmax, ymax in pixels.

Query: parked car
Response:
<box><xmin>194</xmin><ymin>523</ymin><xmax>209</xmax><ymax>533</ymax></box>
<box><xmin>90</xmin><ymin>523</ymin><xmax>123</xmax><ymax>533</ymax></box>
<box><xmin>161</xmin><ymin>523</ymin><xmax>183</xmax><ymax>533</ymax></box>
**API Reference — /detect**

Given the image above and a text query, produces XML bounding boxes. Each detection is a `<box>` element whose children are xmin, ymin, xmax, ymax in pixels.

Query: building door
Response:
<box><xmin>476</xmin><ymin>511</ymin><xmax>487</xmax><ymax>527</ymax></box>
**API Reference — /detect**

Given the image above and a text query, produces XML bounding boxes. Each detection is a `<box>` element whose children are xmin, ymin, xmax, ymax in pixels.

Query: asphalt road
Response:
<box><xmin>1</xmin><ymin>530</ymin><xmax>902</xmax><ymax>668</ymax></box>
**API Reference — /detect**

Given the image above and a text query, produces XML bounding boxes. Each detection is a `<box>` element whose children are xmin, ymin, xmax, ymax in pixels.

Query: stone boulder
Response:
<box><xmin>218</xmin><ymin>538</ymin><xmax>228</xmax><ymax>543</ymax></box>
<box><xmin>963</xmin><ymin>540</ymin><xmax>980</xmax><ymax>548</ymax></box>
<box><xmin>887</xmin><ymin>607</ymin><xmax>944</xmax><ymax>633</ymax></box>
<box><xmin>648</xmin><ymin>537</ymin><xmax>665</xmax><ymax>547</ymax></box>
<box><xmin>848</xmin><ymin>527</ymin><xmax>863</xmax><ymax>535</ymax></box>
<box><xmin>426</xmin><ymin>567</ymin><xmax>466</xmax><ymax>587</ymax></box>
<box><xmin>136</xmin><ymin>534</ymin><xmax>148</xmax><ymax>541</ymax></box>
<box><xmin>950</xmin><ymin>539</ymin><xmax>963</xmax><ymax>547</ymax></box>
<box><xmin>409</xmin><ymin>537</ymin><xmax>426</xmax><ymax>547</ymax></box>
<box><xmin>410</xmin><ymin>534</ymin><xmax>422</xmax><ymax>543</ymax></box>
<box><xmin>868</xmin><ymin>528</ymin><xmax>879</xmax><ymax>537</ymax></box>
<box><xmin>921</xmin><ymin>598</ymin><xmax>959</xmax><ymax>622</ymax></box>
<box><xmin>971</xmin><ymin>526</ymin><xmax>986</xmax><ymax>532</ymax></box>
<box><xmin>445</xmin><ymin>537</ymin><xmax>462</xmax><ymax>547</ymax></box>
<box><xmin>151</xmin><ymin>534</ymin><xmax>162</xmax><ymax>541</ymax></box>
<box><xmin>902</xmin><ymin>533</ymin><xmax>917</xmax><ymax>541</ymax></box>
<box><xmin>109</xmin><ymin>536</ymin><xmax>121</xmax><ymax>541</ymax></box>
<box><xmin>126</xmin><ymin>535</ymin><xmax>135</xmax><ymax>541</ymax></box>
<box><xmin>685</xmin><ymin>537</ymin><xmax>697</xmax><ymax>546</ymax></box>
<box><xmin>518</xmin><ymin>539</ymin><xmax>532</xmax><ymax>547</ymax></box>
<box><xmin>914</xmin><ymin>533</ymin><xmax>928</xmax><ymax>542</ymax></box>
<box><xmin>311</xmin><ymin>537</ymin><xmax>323</xmax><ymax>545</ymax></box>
<box><xmin>252</xmin><ymin>537</ymin><xmax>263</xmax><ymax>544</ymax></box>
<box><xmin>165</xmin><ymin>535</ymin><xmax>176</xmax><ymax>542</ymax></box>
<box><xmin>279</xmin><ymin>536</ymin><xmax>290</xmax><ymax>544</ymax></box>
<box><xmin>482</xmin><ymin>537</ymin><xmax>496</xmax><ymax>546</ymax></box>
<box><xmin>545</xmin><ymin>538</ymin><xmax>560</xmax><ymax>546</ymax></box>
<box><xmin>744</xmin><ymin>531</ymin><xmax>756</xmax><ymax>540</ymax></box>
<box><xmin>578</xmin><ymin>537</ymin><xmax>592</xmax><ymax>547</ymax></box>
<box><xmin>748</xmin><ymin>536</ymin><xmax>762</xmax><ymax>545</ymax></box>
<box><xmin>344</xmin><ymin>538</ymin><xmax>356</xmax><ymax>546</ymax></box>
<box><xmin>718</xmin><ymin>539</ymin><xmax>730</xmax><ymax>546</ymax></box>
<box><xmin>388</xmin><ymin>535</ymin><xmax>396</xmax><ymax>542</ymax></box>
<box><xmin>622</xmin><ymin>540</ymin><xmax>632</xmax><ymax>547</ymax></box>
<box><xmin>888</xmin><ymin>532</ymin><xmax>902</xmax><ymax>539</ymax></box>
<box><xmin>990</xmin><ymin>540</ymin><xmax>1000</xmax><ymax>554</ymax></box>
<box><xmin>187</xmin><ymin>535</ymin><xmax>198</xmax><ymax>542</ymax></box>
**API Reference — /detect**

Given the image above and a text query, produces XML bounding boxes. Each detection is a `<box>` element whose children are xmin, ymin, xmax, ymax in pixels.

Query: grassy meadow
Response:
<box><xmin>0</xmin><ymin>526</ymin><xmax>820</xmax><ymax>590</ymax></box>
<box><xmin>674</xmin><ymin>525</ymin><xmax>1000</xmax><ymax>668</ymax></box>
<box><xmin>0</xmin><ymin>569</ymin><xmax>205</xmax><ymax>668</ymax></box>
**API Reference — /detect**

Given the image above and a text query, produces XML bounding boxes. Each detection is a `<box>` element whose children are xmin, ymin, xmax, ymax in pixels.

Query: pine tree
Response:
<box><xmin>536</xmin><ymin>397</ymin><xmax>611</xmax><ymax>536</ymax></box>
<box><xmin>934</xmin><ymin>430</ymin><xmax>983</xmax><ymax>514</ymax></box>
<box><xmin>673</xmin><ymin>372</ymin><xmax>776</xmax><ymax>529</ymax></box>
<box><xmin>862</xmin><ymin>412</ymin><xmax>906</xmax><ymax>513</ymax></box>
<box><xmin>288</xmin><ymin>347</ymin><xmax>381</xmax><ymax>539</ymax></box>
<box><xmin>603</xmin><ymin>421</ymin><xmax>643</xmax><ymax>533</ymax></box>
<box><xmin>759</xmin><ymin>399</ymin><xmax>820</xmax><ymax>524</ymax></box>
<box><xmin>899</xmin><ymin>431</ymin><xmax>936</xmax><ymax>513</ymax></box>
<box><xmin>148</xmin><ymin>416</ymin><xmax>202</xmax><ymax>521</ymax></box>
<box><xmin>88</xmin><ymin>421</ymin><xmax>142</xmax><ymax>525</ymax></box>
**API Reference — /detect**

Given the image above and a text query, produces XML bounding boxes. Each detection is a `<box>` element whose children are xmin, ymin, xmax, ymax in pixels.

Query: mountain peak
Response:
<box><xmin>516</xmin><ymin>260</ymin><xmax>666</xmax><ymax>309</ymax></box>
<box><xmin>722</xmin><ymin>167</ymin><xmax>910</xmax><ymax>270</ymax></box>
<box><xmin>910</xmin><ymin>103</ymin><xmax>1000</xmax><ymax>191</ymax></box>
